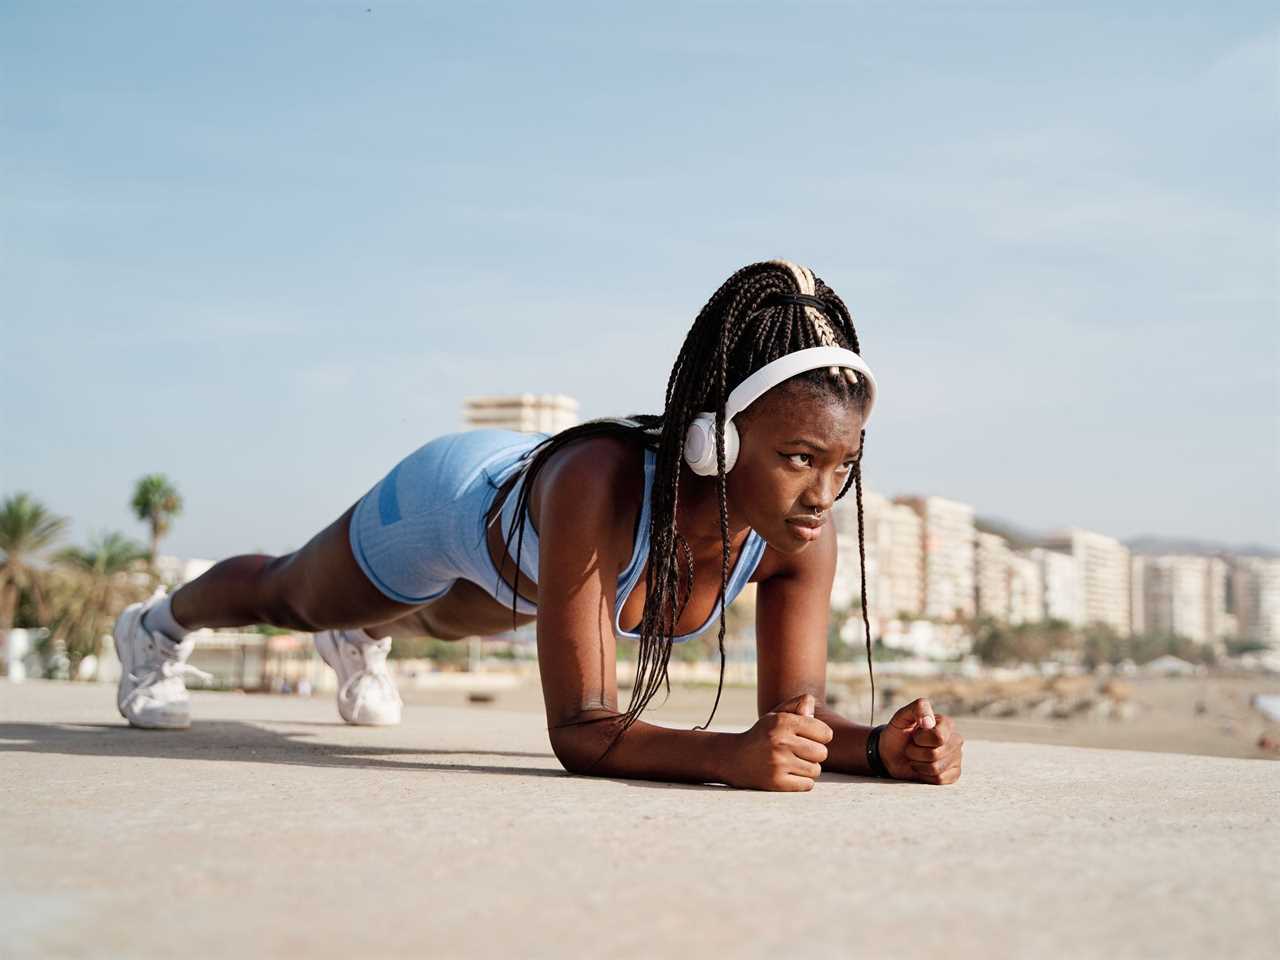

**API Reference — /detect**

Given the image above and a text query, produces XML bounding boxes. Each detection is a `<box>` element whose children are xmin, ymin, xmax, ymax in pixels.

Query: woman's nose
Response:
<box><xmin>805</xmin><ymin>473</ymin><xmax>838</xmax><ymax>512</ymax></box>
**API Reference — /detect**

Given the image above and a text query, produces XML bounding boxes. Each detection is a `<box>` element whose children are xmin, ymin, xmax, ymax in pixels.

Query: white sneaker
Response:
<box><xmin>114</xmin><ymin>589</ymin><xmax>212</xmax><ymax>730</ymax></box>
<box><xmin>314</xmin><ymin>629</ymin><xmax>403</xmax><ymax>726</ymax></box>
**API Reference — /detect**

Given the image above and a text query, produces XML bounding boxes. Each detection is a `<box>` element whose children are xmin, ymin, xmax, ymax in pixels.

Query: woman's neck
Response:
<box><xmin>674</xmin><ymin>460</ymin><xmax>751</xmax><ymax>552</ymax></box>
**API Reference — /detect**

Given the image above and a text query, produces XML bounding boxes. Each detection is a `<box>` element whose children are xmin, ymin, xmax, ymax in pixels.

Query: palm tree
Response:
<box><xmin>55</xmin><ymin>532</ymin><xmax>149</xmax><ymax>675</ymax></box>
<box><xmin>0</xmin><ymin>492</ymin><xmax>69</xmax><ymax>631</ymax></box>
<box><xmin>130</xmin><ymin>474</ymin><xmax>183</xmax><ymax>568</ymax></box>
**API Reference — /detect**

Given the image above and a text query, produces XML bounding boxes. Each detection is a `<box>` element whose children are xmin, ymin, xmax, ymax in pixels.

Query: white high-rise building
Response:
<box><xmin>1131</xmin><ymin>554</ymin><xmax>1220</xmax><ymax>644</ymax></box>
<box><xmin>894</xmin><ymin>495</ymin><xmax>975</xmax><ymax>621</ymax></box>
<box><xmin>1131</xmin><ymin>558</ymin><xmax>1147</xmax><ymax>635</ymax></box>
<box><xmin>1231</xmin><ymin>556</ymin><xmax>1280</xmax><ymax>648</ymax></box>
<box><xmin>1028</xmin><ymin>546</ymin><xmax>1082</xmax><ymax>626</ymax></box>
<box><xmin>832</xmin><ymin>489</ymin><xmax>882</xmax><ymax>614</ymax></box>
<box><xmin>883</xmin><ymin>501</ymin><xmax>925</xmax><ymax>620</ymax></box>
<box><xmin>974</xmin><ymin>533</ymin><xmax>1049</xmax><ymax>625</ymax></box>
<box><xmin>974</xmin><ymin>531</ymin><xmax>1013</xmax><ymax>620</ymax></box>
<box><xmin>1007</xmin><ymin>551</ymin><xmax>1044</xmax><ymax>625</ymax></box>
<box><xmin>463</xmin><ymin>394</ymin><xmax>579</xmax><ymax>434</ymax></box>
<box><xmin>832</xmin><ymin>488</ymin><xmax>923</xmax><ymax>627</ymax></box>
<box><xmin>1206</xmin><ymin>557</ymin><xmax>1230</xmax><ymax>643</ymax></box>
<box><xmin>1040</xmin><ymin>529</ymin><xmax>1131</xmax><ymax>636</ymax></box>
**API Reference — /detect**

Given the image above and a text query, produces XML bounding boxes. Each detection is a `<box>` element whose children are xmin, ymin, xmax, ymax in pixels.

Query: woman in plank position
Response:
<box><xmin>112</xmin><ymin>259</ymin><xmax>964</xmax><ymax>790</ymax></box>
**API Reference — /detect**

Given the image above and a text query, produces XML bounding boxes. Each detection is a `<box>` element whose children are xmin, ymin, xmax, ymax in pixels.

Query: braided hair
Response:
<box><xmin>493</xmin><ymin>260</ymin><xmax>875</xmax><ymax>773</ymax></box>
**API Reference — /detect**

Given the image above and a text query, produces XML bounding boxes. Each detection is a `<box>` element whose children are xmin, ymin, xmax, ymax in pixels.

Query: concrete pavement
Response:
<box><xmin>2</xmin><ymin>681</ymin><xmax>1276</xmax><ymax>959</ymax></box>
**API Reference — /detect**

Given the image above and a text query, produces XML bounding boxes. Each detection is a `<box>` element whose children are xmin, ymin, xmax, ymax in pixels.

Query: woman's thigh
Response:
<box><xmin>401</xmin><ymin>578</ymin><xmax>538</xmax><ymax>640</ymax></box>
<box><xmin>273</xmin><ymin>501</ymin><xmax>532</xmax><ymax>639</ymax></box>
<box><xmin>266</xmin><ymin>502</ymin><xmax>425</xmax><ymax>631</ymax></box>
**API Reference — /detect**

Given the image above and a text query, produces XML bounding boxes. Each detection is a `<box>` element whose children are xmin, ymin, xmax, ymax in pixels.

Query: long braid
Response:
<box><xmin>691</xmin><ymin>278</ymin><xmax>735</xmax><ymax>732</ymax></box>
<box><xmin>500</xmin><ymin>261</ymin><xmax>874</xmax><ymax>770</ymax></box>
<box><xmin>851</xmin><ymin>430</ymin><xmax>875</xmax><ymax>725</ymax></box>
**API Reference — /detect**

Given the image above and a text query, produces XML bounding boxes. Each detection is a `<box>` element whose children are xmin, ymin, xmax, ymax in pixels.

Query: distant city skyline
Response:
<box><xmin>829</xmin><ymin>485</ymin><xmax>1280</xmax><ymax>650</ymax></box>
<box><xmin>2</xmin><ymin>2</ymin><xmax>1276</xmax><ymax>559</ymax></box>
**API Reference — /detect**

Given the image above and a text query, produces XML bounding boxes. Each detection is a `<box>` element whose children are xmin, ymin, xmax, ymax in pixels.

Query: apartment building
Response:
<box><xmin>1130</xmin><ymin>554</ymin><xmax>1235</xmax><ymax>644</ymax></box>
<box><xmin>463</xmin><ymin>394</ymin><xmax>579</xmax><ymax>434</ymax></box>
<box><xmin>974</xmin><ymin>531</ymin><xmax>1012</xmax><ymax>620</ymax></box>
<box><xmin>1007</xmin><ymin>551</ymin><xmax>1045</xmax><ymax>625</ymax></box>
<box><xmin>1231</xmin><ymin>556</ymin><xmax>1280</xmax><ymax>647</ymax></box>
<box><xmin>1028</xmin><ymin>545</ymin><xmax>1082</xmax><ymax>626</ymax></box>
<box><xmin>893</xmin><ymin>495</ymin><xmax>975</xmax><ymax>621</ymax></box>
<box><xmin>831</xmin><ymin>488</ymin><xmax>924</xmax><ymax>625</ymax></box>
<box><xmin>1040</xmin><ymin>528</ymin><xmax>1131</xmax><ymax>636</ymax></box>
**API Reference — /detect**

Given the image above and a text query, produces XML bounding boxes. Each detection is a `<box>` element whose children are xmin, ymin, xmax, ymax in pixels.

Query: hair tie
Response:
<box><xmin>770</xmin><ymin>293</ymin><xmax>830</xmax><ymax>313</ymax></box>
<box><xmin>761</xmin><ymin>292</ymin><xmax>859</xmax><ymax>386</ymax></box>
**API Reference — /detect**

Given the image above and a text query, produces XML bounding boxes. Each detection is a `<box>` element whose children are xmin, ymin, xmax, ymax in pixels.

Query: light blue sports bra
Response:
<box><xmin>488</xmin><ymin>445</ymin><xmax>767</xmax><ymax>643</ymax></box>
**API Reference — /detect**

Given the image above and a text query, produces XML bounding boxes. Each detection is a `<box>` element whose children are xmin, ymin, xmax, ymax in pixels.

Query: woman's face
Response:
<box><xmin>727</xmin><ymin>382</ymin><xmax>864</xmax><ymax>553</ymax></box>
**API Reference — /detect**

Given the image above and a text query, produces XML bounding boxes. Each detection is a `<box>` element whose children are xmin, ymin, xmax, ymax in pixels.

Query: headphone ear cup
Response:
<box><xmin>683</xmin><ymin>414</ymin><xmax>741</xmax><ymax>476</ymax></box>
<box><xmin>683</xmin><ymin>414</ymin><xmax>717</xmax><ymax>476</ymax></box>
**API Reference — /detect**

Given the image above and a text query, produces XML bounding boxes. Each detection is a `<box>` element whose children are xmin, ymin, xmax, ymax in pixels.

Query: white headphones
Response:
<box><xmin>682</xmin><ymin>346</ymin><xmax>878</xmax><ymax>475</ymax></box>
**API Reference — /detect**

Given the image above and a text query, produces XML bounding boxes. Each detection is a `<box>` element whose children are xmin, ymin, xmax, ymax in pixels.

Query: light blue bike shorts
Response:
<box><xmin>348</xmin><ymin>428</ymin><xmax>550</xmax><ymax>610</ymax></box>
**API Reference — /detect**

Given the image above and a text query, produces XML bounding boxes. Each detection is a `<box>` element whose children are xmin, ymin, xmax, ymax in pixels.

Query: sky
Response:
<box><xmin>2</xmin><ymin>0</ymin><xmax>1277</xmax><ymax>560</ymax></box>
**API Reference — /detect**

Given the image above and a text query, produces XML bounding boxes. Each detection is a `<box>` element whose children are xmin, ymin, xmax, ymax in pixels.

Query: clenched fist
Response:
<box><xmin>877</xmin><ymin>698</ymin><xmax>964</xmax><ymax>785</ymax></box>
<box><xmin>722</xmin><ymin>693</ymin><xmax>834</xmax><ymax>791</ymax></box>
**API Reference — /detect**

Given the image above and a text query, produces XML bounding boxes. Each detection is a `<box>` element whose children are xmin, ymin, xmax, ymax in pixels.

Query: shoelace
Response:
<box><xmin>122</xmin><ymin>659</ymin><xmax>214</xmax><ymax>711</ymax></box>
<box><xmin>339</xmin><ymin>662</ymin><xmax>400</xmax><ymax>721</ymax></box>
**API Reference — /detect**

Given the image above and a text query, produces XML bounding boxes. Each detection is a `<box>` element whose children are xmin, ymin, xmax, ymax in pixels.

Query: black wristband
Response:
<box><xmin>865</xmin><ymin>723</ymin><xmax>892</xmax><ymax>779</ymax></box>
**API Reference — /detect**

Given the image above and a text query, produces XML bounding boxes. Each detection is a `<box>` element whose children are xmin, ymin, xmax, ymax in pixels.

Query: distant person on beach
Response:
<box><xmin>112</xmin><ymin>259</ymin><xmax>964</xmax><ymax>790</ymax></box>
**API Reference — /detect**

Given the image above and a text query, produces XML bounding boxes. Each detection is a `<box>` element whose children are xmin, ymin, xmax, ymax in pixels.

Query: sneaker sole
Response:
<box><xmin>349</xmin><ymin>703</ymin><xmax>402</xmax><ymax>726</ymax></box>
<box><xmin>125</xmin><ymin>713</ymin><xmax>192</xmax><ymax>731</ymax></box>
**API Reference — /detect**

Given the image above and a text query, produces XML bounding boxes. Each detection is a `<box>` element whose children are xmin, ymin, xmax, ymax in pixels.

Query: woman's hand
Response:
<box><xmin>722</xmin><ymin>693</ymin><xmax>834</xmax><ymax>791</ymax></box>
<box><xmin>878</xmin><ymin>698</ymin><xmax>964</xmax><ymax>785</ymax></box>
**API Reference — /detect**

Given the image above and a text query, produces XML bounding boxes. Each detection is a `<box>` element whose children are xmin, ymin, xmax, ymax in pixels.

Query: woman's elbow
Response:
<box><xmin>550</xmin><ymin>735</ymin><xmax>596</xmax><ymax>776</ymax></box>
<box><xmin>548</xmin><ymin>717</ymin><xmax>619</xmax><ymax>776</ymax></box>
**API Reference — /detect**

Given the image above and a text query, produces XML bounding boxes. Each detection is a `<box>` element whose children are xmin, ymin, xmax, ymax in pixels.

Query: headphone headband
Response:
<box><xmin>724</xmin><ymin>346</ymin><xmax>877</xmax><ymax>426</ymax></box>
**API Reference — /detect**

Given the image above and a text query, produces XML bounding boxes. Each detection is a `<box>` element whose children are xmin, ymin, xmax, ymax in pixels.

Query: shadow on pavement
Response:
<box><xmin>0</xmin><ymin>721</ymin><xmax>731</xmax><ymax>791</ymax></box>
<box><xmin>0</xmin><ymin>720</ymin><xmax>572</xmax><ymax>778</ymax></box>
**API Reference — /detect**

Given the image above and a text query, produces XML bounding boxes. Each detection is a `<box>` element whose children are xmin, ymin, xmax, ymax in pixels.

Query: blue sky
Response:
<box><xmin>2</xmin><ymin>1</ymin><xmax>1277</xmax><ymax>558</ymax></box>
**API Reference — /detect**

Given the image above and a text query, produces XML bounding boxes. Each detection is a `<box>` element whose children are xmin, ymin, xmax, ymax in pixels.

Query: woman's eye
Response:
<box><xmin>784</xmin><ymin>453</ymin><xmax>856</xmax><ymax>470</ymax></box>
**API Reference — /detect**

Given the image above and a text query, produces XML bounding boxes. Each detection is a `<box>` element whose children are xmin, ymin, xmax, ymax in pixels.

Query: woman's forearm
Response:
<box><xmin>813</xmin><ymin>705</ymin><xmax>876</xmax><ymax>777</ymax></box>
<box><xmin>549</xmin><ymin>710</ymin><xmax>736</xmax><ymax>786</ymax></box>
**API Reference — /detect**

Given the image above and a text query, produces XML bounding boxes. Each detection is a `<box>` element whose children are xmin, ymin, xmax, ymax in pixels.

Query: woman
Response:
<box><xmin>112</xmin><ymin>259</ymin><xmax>964</xmax><ymax>790</ymax></box>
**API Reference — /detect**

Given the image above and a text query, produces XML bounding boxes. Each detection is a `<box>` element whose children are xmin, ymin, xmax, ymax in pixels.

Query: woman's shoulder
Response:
<box><xmin>538</xmin><ymin>432</ymin><xmax>648</xmax><ymax>497</ymax></box>
<box><xmin>531</xmin><ymin>433</ymin><xmax>650</xmax><ymax>547</ymax></box>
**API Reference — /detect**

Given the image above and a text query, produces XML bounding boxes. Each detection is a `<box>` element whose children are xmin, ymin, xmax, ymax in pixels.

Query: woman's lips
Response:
<box><xmin>785</xmin><ymin>519</ymin><xmax>824</xmax><ymax>542</ymax></box>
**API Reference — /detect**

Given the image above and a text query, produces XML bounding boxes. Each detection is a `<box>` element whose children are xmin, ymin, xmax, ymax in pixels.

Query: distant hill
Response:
<box><xmin>1124</xmin><ymin>536</ymin><xmax>1279</xmax><ymax>559</ymax></box>
<box><xmin>974</xmin><ymin>518</ymin><xmax>1279</xmax><ymax>559</ymax></box>
<box><xmin>973</xmin><ymin>516</ymin><xmax>1045</xmax><ymax>550</ymax></box>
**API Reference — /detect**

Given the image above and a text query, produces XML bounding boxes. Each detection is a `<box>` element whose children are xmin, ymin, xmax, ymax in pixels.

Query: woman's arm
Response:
<box><xmin>548</xmin><ymin>708</ymin><xmax>735</xmax><ymax>785</ymax></box>
<box><xmin>531</xmin><ymin>439</ymin><xmax>735</xmax><ymax>784</ymax></box>
<box><xmin>755</xmin><ymin>521</ymin><xmax>965</xmax><ymax>784</ymax></box>
<box><xmin>754</xmin><ymin>518</ymin><xmax>879</xmax><ymax>777</ymax></box>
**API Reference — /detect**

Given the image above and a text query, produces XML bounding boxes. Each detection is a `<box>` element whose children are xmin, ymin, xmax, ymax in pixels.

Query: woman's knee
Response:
<box><xmin>254</xmin><ymin>554</ymin><xmax>326</xmax><ymax>631</ymax></box>
<box><xmin>253</xmin><ymin>540</ymin><xmax>418</xmax><ymax>632</ymax></box>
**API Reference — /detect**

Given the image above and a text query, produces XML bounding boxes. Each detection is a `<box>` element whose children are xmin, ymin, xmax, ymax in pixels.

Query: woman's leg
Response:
<box><xmin>168</xmin><ymin>503</ymin><xmax>420</xmax><ymax>633</ymax></box>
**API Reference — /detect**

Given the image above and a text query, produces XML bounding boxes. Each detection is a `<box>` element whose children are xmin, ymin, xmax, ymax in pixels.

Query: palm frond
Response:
<box><xmin>0</xmin><ymin>493</ymin><xmax>69</xmax><ymax>561</ymax></box>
